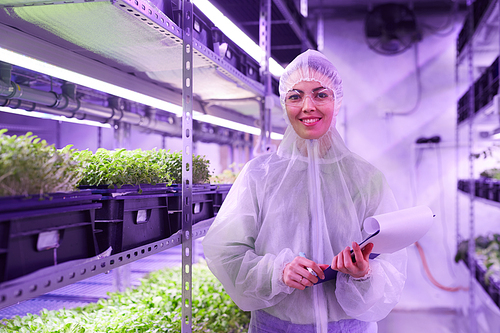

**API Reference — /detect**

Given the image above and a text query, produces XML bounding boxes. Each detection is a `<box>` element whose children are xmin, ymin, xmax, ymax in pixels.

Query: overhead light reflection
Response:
<box><xmin>0</xmin><ymin>106</ymin><xmax>112</xmax><ymax>128</ymax></box>
<box><xmin>192</xmin><ymin>0</ymin><xmax>285</xmax><ymax>77</ymax></box>
<box><xmin>491</xmin><ymin>128</ymin><xmax>500</xmax><ymax>140</ymax></box>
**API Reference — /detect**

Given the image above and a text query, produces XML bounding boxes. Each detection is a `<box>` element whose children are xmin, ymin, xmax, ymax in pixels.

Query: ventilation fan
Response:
<box><xmin>365</xmin><ymin>3</ymin><xmax>421</xmax><ymax>55</ymax></box>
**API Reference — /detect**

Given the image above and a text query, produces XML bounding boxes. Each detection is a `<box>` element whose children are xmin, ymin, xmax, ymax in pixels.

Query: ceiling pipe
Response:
<box><xmin>0</xmin><ymin>94</ymin><xmax>251</xmax><ymax>145</ymax></box>
<box><xmin>0</xmin><ymin>62</ymin><xmax>256</xmax><ymax>145</ymax></box>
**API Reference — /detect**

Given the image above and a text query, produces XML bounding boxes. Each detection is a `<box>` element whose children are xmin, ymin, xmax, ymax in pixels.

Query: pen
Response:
<box><xmin>298</xmin><ymin>252</ymin><xmax>318</xmax><ymax>277</ymax></box>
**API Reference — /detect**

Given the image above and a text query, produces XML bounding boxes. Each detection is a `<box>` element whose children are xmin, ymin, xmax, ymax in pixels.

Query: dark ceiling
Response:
<box><xmin>206</xmin><ymin>0</ymin><xmax>467</xmax><ymax>66</ymax></box>
<box><xmin>307</xmin><ymin>0</ymin><xmax>467</xmax><ymax>18</ymax></box>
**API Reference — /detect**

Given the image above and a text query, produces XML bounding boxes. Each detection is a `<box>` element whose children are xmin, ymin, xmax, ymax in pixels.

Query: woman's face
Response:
<box><xmin>285</xmin><ymin>80</ymin><xmax>335</xmax><ymax>140</ymax></box>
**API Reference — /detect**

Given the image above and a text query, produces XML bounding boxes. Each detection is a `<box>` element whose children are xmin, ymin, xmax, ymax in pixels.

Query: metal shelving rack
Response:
<box><xmin>0</xmin><ymin>0</ymin><xmax>314</xmax><ymax>331</ymax></box>
<box><xmin>455</xmin><ymin>0</ymin><xmax>500</xmax><ymax>332</ymax></box>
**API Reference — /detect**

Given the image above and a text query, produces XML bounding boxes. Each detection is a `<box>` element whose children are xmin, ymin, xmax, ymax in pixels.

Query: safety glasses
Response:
<box><xmin>285</xmin><ymin>87</ymin><xmax>334</xmax><ymax>108</ymax></box>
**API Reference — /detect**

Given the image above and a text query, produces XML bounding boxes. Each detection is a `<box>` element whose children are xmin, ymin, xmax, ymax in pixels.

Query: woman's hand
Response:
<box><xmin>283</xmin><ymin>257</ymin><xmax>328</xmax><ymax>290</ymax></box>
<box><xmin>331</xmin><ymin>242</ymin><xmax>373</xmax><ymax>279</ymax></box>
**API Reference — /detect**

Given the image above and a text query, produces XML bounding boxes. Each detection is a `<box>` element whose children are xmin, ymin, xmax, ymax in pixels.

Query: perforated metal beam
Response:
<box><xmin>181</xmin><ymin>1</ymin><xmax>194</xmax><ymax>332</ymax></box>
<box><xmin>260</xmin><ymin>0</ymin><xmax>272</xmax><ymax>152</ymax></box>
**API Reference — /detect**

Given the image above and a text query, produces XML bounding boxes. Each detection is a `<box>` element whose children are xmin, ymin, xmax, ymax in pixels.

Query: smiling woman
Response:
<box><xmin>202</xmin><ymin>50</ymin><xmax>407</xmax><ymax>333</ymax></box>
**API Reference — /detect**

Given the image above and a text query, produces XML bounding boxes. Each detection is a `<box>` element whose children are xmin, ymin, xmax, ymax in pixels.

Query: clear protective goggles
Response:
<box><xmin>284</xmin><ymin>87</ymin><xmax>334</xmax><ymax>108</ymax></box>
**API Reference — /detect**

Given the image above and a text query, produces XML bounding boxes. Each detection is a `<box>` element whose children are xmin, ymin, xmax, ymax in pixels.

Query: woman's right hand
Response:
<box><xmin>283</xmin><ymin>257</ymin><xmax>328</xmax><ymax>290</ymax></box>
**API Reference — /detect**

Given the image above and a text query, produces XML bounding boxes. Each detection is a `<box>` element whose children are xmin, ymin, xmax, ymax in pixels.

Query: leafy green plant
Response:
<box><xmin>209</xmin><ymin>163</ymin><xmax>243</xmax><ymax>184</ymax></box>
<box><xmin>75</xmin><ymin>149</ymin><xmax>211</xmax><ymax>189</ymax></box>
<box><xmin>165</xmin><ymin>151</ymin><xmax>211</xmax><ymax>184</ymax></box>
<box><xmin>456</xmin><ymin>234</ymin><xmax>500</xmax><ymax>285</ymax></box>
<box><xmin>75</xmin><ymin>148</ymin><xmax>173</xmax><ymax>189</ymax></box>
<box><xmin>0</xmin><ymin>129</ymin><xmax>83</xmax><ymax>197</ymax></box>
<box><xmin>0</xmin><ymin>262</ymin><xmax>249</xmax><ymax>333</ymax></box>
<box><xmin>480</xmin><ymin>168</ymin><xmax>500</xmax><ymax>179</ymax></box>
<box><xmin>475</xmin><ymin>234</ymin><xmax>500</xmax><ymax>285</ymax></box>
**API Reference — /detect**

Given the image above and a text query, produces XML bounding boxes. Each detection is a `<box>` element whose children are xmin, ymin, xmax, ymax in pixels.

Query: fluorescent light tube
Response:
<box><xmin>0</xmin><ymin>48</ymin><xmax>183</xmax><ymax>116</ymax></box>
<box><xmin>0</xmin><ymin>106</ymin><xmax>112</xmax><ymax>128</ymax></box>
<box><xmin>193</xmin><ymin>111</ymin><xmax>283</xmax><ymax>140</ymax></box>
<box><xmin>301</xmin><ymin>0</ymin><xmax>308</xmax><ymax>17</ymax></box>
<box><xmin>192</xmin><ymin>0</ymin><xmax>285</xmax><ymax>77</ymax></box>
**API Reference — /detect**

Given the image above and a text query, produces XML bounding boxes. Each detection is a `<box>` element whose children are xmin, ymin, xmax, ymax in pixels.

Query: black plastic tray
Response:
<box><xmin>0</xmin><ymin>191</ymin><xmax>102</xmax><ymax>283</ymax></box>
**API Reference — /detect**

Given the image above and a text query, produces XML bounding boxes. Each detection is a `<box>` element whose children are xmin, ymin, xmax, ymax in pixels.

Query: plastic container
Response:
<box><xmin>457</xmin><ymin>89</ymin><xmax>470</xmax><ymax>124</ymax></box>
<box><xmin>83</xmin><ymin>184</ymin><xmax>225</xmax><ymax>253</ymax></box>
<box><xmin>474</xmin><ymin>179</ymin><xmax>482</xmax><ymax>197</ymax></box>
<box><xmin>0</xmin><ymin>190</ymin><xmax>102</xmax><ymax>283</ymax></box>
<box><xmin>212</xmin><ymin>27</ymin><xmax>243</xmax><ymax>71</ymax></box>
<box><xmin>489</xmin><ymin>179</ymin><xmax>500</xmax><ymax>202</ymax></box>
<box><xmin>488</xmin><ymin>278</ymin><xmax>500</xmax><ymax>307</ymax></box>
<box><xmin>82</xmin><ymin>184</ymin><xmax>177</xmax><ymax>254</ymax></box>
<box><xmin>239</xmin><ymin>53</ymin><xmax>261</xmax><ymax>82</ymax></box>
<box><xmin>456</xmin><ymin>16</ymin><xmax>469</xmax><ymax>57</ymax></box>
<box><xmin>475</xmin><ymin>259</ymin><xmax>489</xmax><ymax>291</ymax></box>
<box><xmin>173</xmin><ymin>4</ymin><xmax>214</xmax><ymax>51</ymax></box>
<box><xmin>212</xmin><ymin>184</ymin><xmax>232</xmax><ymax>214</ymax></box>
<box><xmin>478</xmin><ymin>178</ymin><xmax>492</xmax><ymax>199</ymax></box>
<box><xmin>167</xmin><ymin>184</ymin><xmax>219</xmax><ymax>232</ymax></box>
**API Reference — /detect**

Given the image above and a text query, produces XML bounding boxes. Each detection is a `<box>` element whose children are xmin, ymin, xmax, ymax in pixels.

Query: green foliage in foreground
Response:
<box><xmin>0</xmin><ymin>262</ymin><xmax>250</xmax><ymax>333</ymax></box>
<box><xmin>0</xmin><ymin>130</ymin><xmax>83</xmax><ymax>197</ymax></box>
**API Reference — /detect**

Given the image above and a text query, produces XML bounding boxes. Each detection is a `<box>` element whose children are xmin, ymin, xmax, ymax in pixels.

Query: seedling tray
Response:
<box><xmin>0</xmin><ymin>191</ymin><xmax>102</xmax><ymax>283</ymax></box>
<box><xmin>88</xmin><ymin>186</ymin><xmax>177</xmax><ymax>254</ymax></box>
<box><xmin>82</xmin><ymin>184</ymin><xmax>231</xmax><ymax>254</ymax></box>
<box><xmin>167</xmin><ymin>184</ymin><xmax>221</xmax><ymax>232</ymax></box>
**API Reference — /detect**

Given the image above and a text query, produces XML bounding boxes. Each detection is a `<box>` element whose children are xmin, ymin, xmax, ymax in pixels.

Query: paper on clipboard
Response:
<box><xmin>314</xmin><ymin>206</ymin><xmax>434</xmax><ymax>285</ymax></box>
<box><xmin>362</xmin><ymin>205</ymin><xmax>434</xmax><ymax>254</ymax></box>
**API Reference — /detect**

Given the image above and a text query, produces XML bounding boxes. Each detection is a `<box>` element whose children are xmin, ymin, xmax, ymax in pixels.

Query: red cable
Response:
<box><xmin>414</xmin><ymin>241</ymin><xmax>468</xmax><ymax>292</ymax></box>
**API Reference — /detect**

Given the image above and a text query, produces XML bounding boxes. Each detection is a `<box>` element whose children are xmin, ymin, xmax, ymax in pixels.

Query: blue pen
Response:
<box><xmin>299</xmin><ymin>252</ymin><xmax>318</xmax><ymax>277</ymax></box>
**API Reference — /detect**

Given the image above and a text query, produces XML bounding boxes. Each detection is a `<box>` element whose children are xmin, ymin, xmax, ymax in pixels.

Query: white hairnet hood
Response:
<box><xmin>203</xmin><ymin>50</ymin><xmax>407</xmax><ymax>333</ymax></box>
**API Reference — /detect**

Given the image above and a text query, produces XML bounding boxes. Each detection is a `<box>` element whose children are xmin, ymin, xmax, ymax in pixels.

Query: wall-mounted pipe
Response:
<box><xmin>0</xmin><ymin>96</ymin><xmax>183</xmax><ymax>135</ymax></box>
<box><xmin>0</xmin><ymin>62</ymin><xmax>255</xmax><ymax>145</ymax></box>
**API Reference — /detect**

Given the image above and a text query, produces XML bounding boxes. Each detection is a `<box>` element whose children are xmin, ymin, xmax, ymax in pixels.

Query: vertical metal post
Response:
<box><xmin>98</xmin><ymin>127</ymin><xmax>102</xmax><ymax>149</ymax></box>
<box><xmin>466</xmin><ymin>1</ymin><xmax>476</xmax><ymax>333</ymax></box>
<box><xmin>259</xmin><ymin>0</ymin><xmax>272</xmax><ymax>153</ymax></box>
<box><xmin>181</xmin><ymin>1</ymin><xmax>193</xmax><ymax>332</ymax></box>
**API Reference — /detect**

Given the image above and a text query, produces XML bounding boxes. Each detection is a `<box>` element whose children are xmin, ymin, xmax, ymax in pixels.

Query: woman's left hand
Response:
<box><xmin>331</xmin><ymin>242</ymin><xmax>373</xmax><ymax>279</ymax></box>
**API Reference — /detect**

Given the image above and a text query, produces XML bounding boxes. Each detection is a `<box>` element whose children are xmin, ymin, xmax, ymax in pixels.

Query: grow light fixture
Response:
<box><xmin>0</xmin><ymin>106</ymin><xmax>112</xmax><ymax>128</ymax></box>
<box><xmin>192</xmin><ymin>0</ymin><xmax>285</xmax><ymax>77</ymax></box>
<box><xmin>0</xmin><ymin>49</ymin><xmax>284</xmax><ymax>140</ymax></box>
<box><xmin>0</xmin><ymin>48</ymin><xmax>184</xmax><ymax>117</ymax></box>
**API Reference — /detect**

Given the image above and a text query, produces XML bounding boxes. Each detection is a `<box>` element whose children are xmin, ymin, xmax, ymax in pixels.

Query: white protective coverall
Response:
<box><xmin>202</xmin><ymin>50</ymin><xmax>407</xmax><ymax>333</ymax></box>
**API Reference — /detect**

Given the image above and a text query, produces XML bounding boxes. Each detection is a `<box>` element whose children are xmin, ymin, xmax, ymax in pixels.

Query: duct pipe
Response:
<box><xmin>0</xmin><ymin>77</ymin><xmax>81</xmax><ymax>110</ymax></box>
<box><xmin>0</xmin><ymin>97</ymin><xmax>182</xmax><ymax>136</ymax></box>
<box><xmin>0</xmin><ymin>70</ymin><xmax>260</xmax><ymax>142</ymax></box>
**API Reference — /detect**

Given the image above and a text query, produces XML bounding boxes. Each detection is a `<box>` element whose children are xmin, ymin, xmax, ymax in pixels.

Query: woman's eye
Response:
<box><xmin>316</xmin><ymin>92</ymin><xmax>329</xmax><ymax>99</ymax></box>
<box><xmin>288</xmin><ymin>94</ymin><xmax>301</xmax><ymax>101</ymax></box>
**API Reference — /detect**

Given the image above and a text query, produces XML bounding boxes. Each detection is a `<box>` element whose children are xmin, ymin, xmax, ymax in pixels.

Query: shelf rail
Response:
<box><xmin>0</xmin><ymin>218</ymin><xmax>214</xmax><ymax>311</ymax></box>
